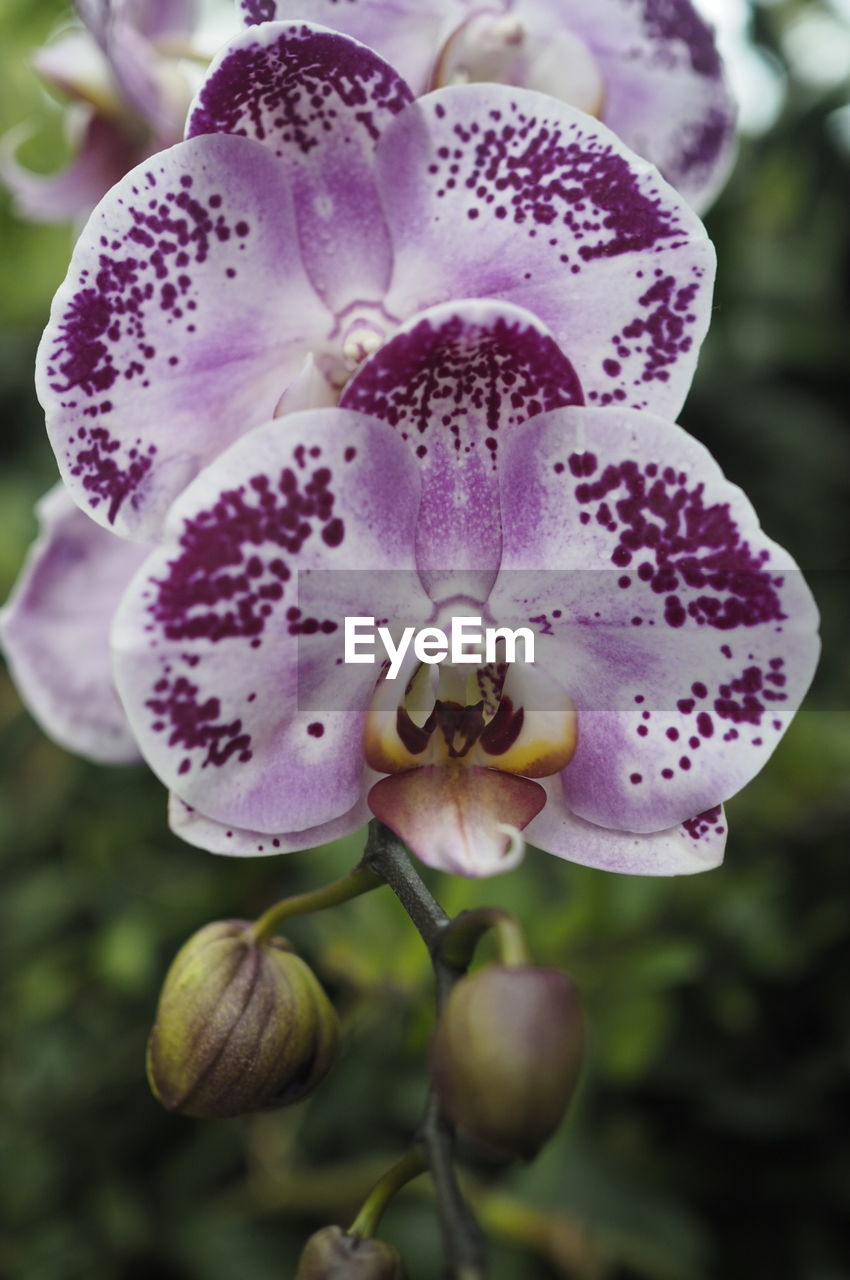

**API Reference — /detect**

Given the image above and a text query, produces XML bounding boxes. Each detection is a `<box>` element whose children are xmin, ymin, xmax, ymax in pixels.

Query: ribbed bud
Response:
<box><xmin>430</xmin><ymin>965</ymin><xmax>583</xmax><ymax>1159</ymax></box>
<box><xmin>147</xmin><ymin>920</ymin><xmax>338</xmax><ymax>1118</ymax></box>
<box><xmin>295</xmin><ymin>1226</ymin><xmax>407</xmax><ymax>1279</ymax></box>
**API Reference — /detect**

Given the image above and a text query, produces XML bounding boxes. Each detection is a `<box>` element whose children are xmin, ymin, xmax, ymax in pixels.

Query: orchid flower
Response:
<box><xmin>37</xmin><ymin>20</ymin><xmax>715</xmax><ymax>545</ymax></box>
<box><xmin>4</xmin><ymin>301</ymin><xmax>819</xmax><ymax>877</ymax></box>
<box><xmin>2</xmin><ymin>0</ymin><xmax>205</xmax><ymax>223</ymax></box>
<box><xmin>237</xmin><ymin>0</ymin><xmax>737</xmax><ymax>212</ymax></box>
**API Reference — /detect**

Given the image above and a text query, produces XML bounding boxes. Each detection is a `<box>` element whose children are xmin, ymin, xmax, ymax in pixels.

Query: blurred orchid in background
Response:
<box><xmin>238</xmin><ymin>0</ymin><xmax>737</xmax><ymax>211</ymax></box>
<box><xmin>2</xmin><ymin>301</ymin><xmax>820</xmax><ymax>877</ymax></box>
<box><xmin>1</xmin><ymin>0</ymin><xmax>213</xmax><ymax>223</ymax></box>
<box><xmin>35</xmin><ymin>20</ymin><xmax>715</xmax><ymax>545</ymax></box>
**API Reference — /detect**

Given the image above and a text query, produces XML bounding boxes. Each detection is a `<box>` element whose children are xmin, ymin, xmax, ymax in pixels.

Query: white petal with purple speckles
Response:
<box><xmin>187</xmin><ymin>22</ymin><xmax>413</xmax><ymax>311</ymax></box>
<box><xmin>112</xmin><ymin>410</ymin><xmax>432</xmax><ymax>833</ymax></box>
<box><xmin>37</xmin><ymin>133</ymin><xmax>332</xmax><ymax>540</ymax></box>
<box><xmin>526</xmin><ymin>778</ymin><xmax>726</xmax><ymax>874</ymax></box>
<box><xmin>237</xmin><ymin>0</ymin><xmax>457</xmax><ymax>92</ymax></box>
<box><xmin>376</xmin><ymin>85</ymin><xmax>715</xmax><ymax>421</ymax></box>
<box><xmin>169</xmin><ymin>791</ymin><xmax>370</xmax><ymax>855</ymax></box>
<box><xmin>492</xmin><ymin>406</ymin><xmax>820</xmax><ymax>831</ymax></box>
<box><xmin>341</xmin><ymin>298</ymin><xmax>583</xmax><ymax>602</ymax></box>
<box><xmin>0</xmin><ymin>486</ymin><xmax>148</xmax><ymax>763</ymax></box>
<box><xmin>499</xmin><ymin>0</ymin><xmax>737</xmax><ymax>212</ymax></box>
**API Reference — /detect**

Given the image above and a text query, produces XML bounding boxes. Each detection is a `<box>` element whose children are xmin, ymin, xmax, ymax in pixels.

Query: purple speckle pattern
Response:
<box><xmin>567</xmin><ymin>449</ymin><xmax>785</xmax><ymax>631</ymax></box>
<box><xmin>43</xmin><ymin>157</ymin><xmax>256</xmax><ymax>524</ymax></box>
<box><xmin>341</xmin><ymin>305</ymin><xmax>583</xmax><ymax>468</ymax></box>
<box><xmin>682</xmin><ymin>805</ymin><xmax>725</xmax><ymax>841</ymax></box>
<box><xmin>674</xmin><ymin>108</ymin><xmax>735</xmax><ymax>183</ymax></box>
<box><xmin>240</xmin><ymin>0</ymin><xmax>276</xmax><ymax>21</ymax></box>
<box><xmin>390</xmin><ymin>89</ymin><xmax>713</xmax><ymax>412</ymax></box>
<box><xmin>494</xmin><ymin>406</ymin><xmax>818</xmax><ymax>830</ymax></box>
<box><xmin>187</xmin><ymin>23</ymin><xmax>413</xmax><ymax>155</ymax></box>
<box><xmin>559</xmin><ymin>446</ymin><xmax>791</xmax><ymax>781</ymax></box>
<box><xmin>143</xmin><ymin>445</ymin><xmax>346</xmax><ymax>776</ymax></box>
<box><xmin>425</xmin><ymin>99</ymin><xmax>686</xmax><ymax>260</ymax></box>
<box><xmin>641</xmin><ymin>0</ymin><xmax>723</xmax><ymax>78</ymax></box>
<box><xmin>72</xmin><ymin>426</ymin><xmax>158</xmax><ymax>525</ymax></box>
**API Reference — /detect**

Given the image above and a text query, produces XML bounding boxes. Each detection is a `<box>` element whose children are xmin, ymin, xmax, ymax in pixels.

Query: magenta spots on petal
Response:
<box><xmin>241</xmin><ymin>0</ymin><xmax>275</xmax><ymax>21</ymax></box>
<box><xmin>682</xmin><ymin>805</ymin><xmax>724</xmax><ymax>840</ymax></box>
<box><xmin>71</xmin><ymin>425</ymin><xmax>157</xmax><ymax>524</ymax></box>
<box><xmin>342</xmin><ymin>309</ymin><xmax>582</xmax><ymax>468</ymax></box>
<box><xmin>642</xmin><ymin>0</ymin><xmax>723</xmax><ymax>78</ymax></box>
<box><xmin>188</xmin><ymin>25</ymin><xmax>412</xmax><ymax>152</ymax></box>
<box><xmin>143</xmin><ymin>454</ymin><xmax>343</xmax><ymax>768</ymax></box>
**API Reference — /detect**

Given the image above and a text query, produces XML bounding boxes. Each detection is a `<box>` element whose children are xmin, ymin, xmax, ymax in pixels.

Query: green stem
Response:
<box><xmin>438</xmin><ymin>908</ymin><xmax>530</xmax><ymax>970</ymax></box>
<box><xmin>348</xmin><ymin>1149</ymin><xmax>428</xmax><ymax>1239</ymax></box>
<box><xmin>363</xmin><ymin>822</ymin><xmax>488</xmax><ymax>1279</ymax></box>
<box><xmin>250</xmin><ymin>864</ymin><xmax>382</xmax><ymax>944</ymax></box>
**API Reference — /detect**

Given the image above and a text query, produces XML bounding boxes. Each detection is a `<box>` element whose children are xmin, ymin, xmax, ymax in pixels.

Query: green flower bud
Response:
<box><xmin>430</xmin><ymin>965</ymin><xmax>583</xmax><ymax>1160</ymax></box>
<box><xmin>147</xmin><ymin>920</ymin><xmax>338</xmax><ymax>1118</ymax></box>
<box><xmin>295</xmin><ymin>1226</ymin><xmax>407</xmax><ymax>1279</ymax></box>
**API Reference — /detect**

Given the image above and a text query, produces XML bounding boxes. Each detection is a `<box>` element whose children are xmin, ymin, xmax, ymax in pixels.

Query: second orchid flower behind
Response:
<box><xmin>4</xmin><ymin>301</ymin><xmax>819</xmax><ymax>878</ymax></box>
<box><xmin>2</xmin><ymin>0</ymin><xmax>209</xmax><ymax>223</ymax></box>
<box><xmin>239</xmin><ymin>0</ymin><xmax>737</xmax><ymax>212</ymax></box>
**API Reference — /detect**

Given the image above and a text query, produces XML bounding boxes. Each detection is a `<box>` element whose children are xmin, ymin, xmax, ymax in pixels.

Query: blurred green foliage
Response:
<box><xmin>1</xmin><ymin>2</ymin><xmax>849</xmax><ymax>1277</ymax></box>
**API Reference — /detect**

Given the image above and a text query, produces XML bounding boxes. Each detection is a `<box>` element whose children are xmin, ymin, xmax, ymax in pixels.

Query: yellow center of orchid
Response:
<box><xmin>364</xmin><ymin>646</ymin><xmax>578</xmax><ymax>875</ymax></box>
<box><xmin>365</xmin><ymin>650</ymin><xmax>577</xmax><ymax>779</ymax></box>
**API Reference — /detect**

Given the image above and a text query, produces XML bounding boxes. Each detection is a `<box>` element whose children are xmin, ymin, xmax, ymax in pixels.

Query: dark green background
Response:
<box><xmin>1</xmin><ymin>2</ymin><xmax>849</xmax><ymax>1276</ymax></box>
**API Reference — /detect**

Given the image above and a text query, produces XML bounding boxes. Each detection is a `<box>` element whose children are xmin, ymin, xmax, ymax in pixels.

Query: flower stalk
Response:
<box><xmin>348</xmin><ymin>1149</ymin><xmax>428</xmax><ymax>1240</ymax></box>
<box><xmin>438</xmin><ymin>908</ymin><xmax>531</xmax><ymax>971</ymax></box>
<box><xmin>250</xmin><ymin>865</ymin><xmax>383</xmax><ymax>945</ymax></box>
<box><xmin>363</xmin><ymin>821</ymin><xmax>488</xmax><ymax>1279</ymax></box>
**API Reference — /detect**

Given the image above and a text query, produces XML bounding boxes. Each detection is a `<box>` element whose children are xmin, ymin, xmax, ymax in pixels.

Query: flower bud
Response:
<box><xmin>147</xmin><ymin>920</ymin><xmax>338</xmax><ymax>1118</ymax></box>
<box><xmin>295</xmin><ymin>1226</ymin><xmax>407</xmax><ymax>1279</ymax></box>
<box><xmin>430</xmin><ymin>965</ymin><xmax>583</xmax><ymax>1159</ymax></box>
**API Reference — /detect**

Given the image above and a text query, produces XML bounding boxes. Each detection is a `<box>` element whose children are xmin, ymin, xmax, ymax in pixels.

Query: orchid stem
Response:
<box><xmin>439</xmin><ymin>908</ymin><xmax>531</xmax><ymax>970</ymax></box>
<box><xmin>250</xmin><ymin>864</ymin><xmax>382</xmax><ymax>945</ymax></box>
<box><xmin>363</xmin><ymin>821</ymin><xmax>489</xmax><ymax>1280</ymax></box>
<box><xmin>348</xmin><ymin>1148</ymin><xmax>427</xmax><ymax>1240</ymax></box>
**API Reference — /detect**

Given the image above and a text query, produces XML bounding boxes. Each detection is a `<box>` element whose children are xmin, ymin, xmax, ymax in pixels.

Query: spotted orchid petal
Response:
<box><xmin>37</xmin><ymin>133</ymin><xmax>332</xmax><ymax>540</ymax></box>
<box><xmin>169</xmin><ymin>791</ymin><xmax>370</xmax><ymax>855</ymax></box>
<box><xmin>491</xmin><ymin>405</ymin><xmax>820</xmax><ymax>833</ymax></box>
<box><xmin>341</xmin><ymin>298</ymin><xmax>583</xmax><ymax>602</ymax></box>
<box><xmin>368</xmin><ymin>765</ymin><xmax>545</xmax><ymax>877</ymax></box>
<box><xmin>377</xmin><ymin>85</ymin><xmax>715</xmax><ymax>421</ymax></box>
<box><xmin>186</xmin><ymin>22</ymin><xmax>413</xmax><ymax>312</ymax></box>
<box><xmin>236</xmin><ymin>0</ymin><xmax>457</xmax><ymax>92</ymax></box>
<box><xmin>512</xmin><ymin>0</ymin><xmax>737</xmax><ymax>213</ymax></box>
<box><xmin>526</xmin><ymin>778</ymin><xmax>726</xmax><ymax>874</ymax></box>
<box><xmin>111</xmin><ymin>410</ymin><xmax>432</xmax><ymax>833</ymax></box>
<box><xmin>0</xmin><ymin>486</ymin><xmax>148</xmax><ymax>763</ymax></box>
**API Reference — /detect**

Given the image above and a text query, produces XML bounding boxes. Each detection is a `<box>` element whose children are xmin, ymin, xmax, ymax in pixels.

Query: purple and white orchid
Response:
<box><xmin>37</xmin><ymin>20</ymin><xmax>715</xmax><ymax>544</ymax></box>
<box><xmin>4</xmin><ymin>301</ymin><xmax>820</xmax><ymax>877</ymax></box>
<box><xmin>237</xmin><ymin>0</ymin><xmax>737</xmax><ymax>212</ymax></box>
<box><xmin>2</xmin><ymin>0</ymin><xmax>206</xmax><ymax>223</ymax></box>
